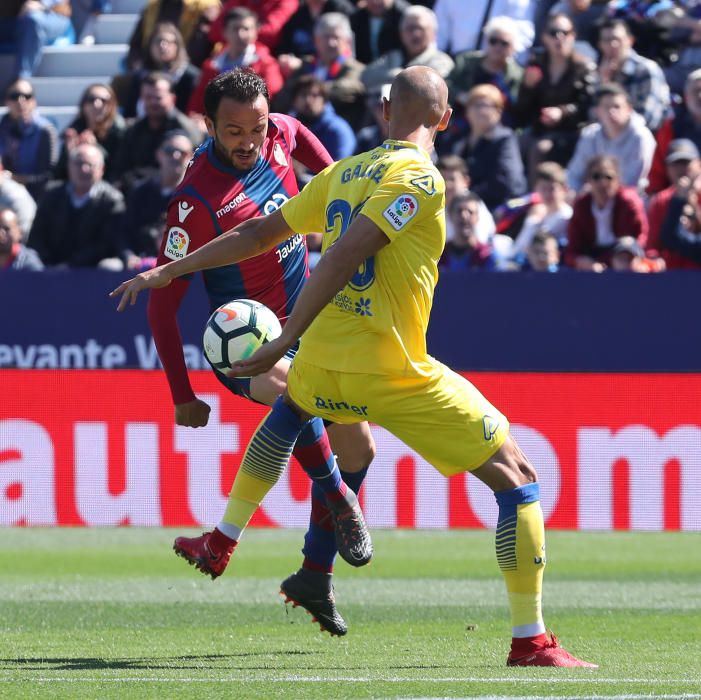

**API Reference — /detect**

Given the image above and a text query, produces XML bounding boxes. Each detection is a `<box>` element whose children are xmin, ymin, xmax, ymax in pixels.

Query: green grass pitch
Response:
<box><xmin>1</xmin><ymin>529</ymin><xmax>699</xmax><ymax>699</ymax></box>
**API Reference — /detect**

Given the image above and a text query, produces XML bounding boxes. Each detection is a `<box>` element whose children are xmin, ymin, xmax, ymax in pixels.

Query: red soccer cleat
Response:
<box><xmin>173</xmin><ymin>529</ymin><xmax>236</xmax><ymax>580</ymax></box>
<box><xmin>507</xmin><ymin>633</ymin><xmax>598</xmax><ymax>668</ymax></box>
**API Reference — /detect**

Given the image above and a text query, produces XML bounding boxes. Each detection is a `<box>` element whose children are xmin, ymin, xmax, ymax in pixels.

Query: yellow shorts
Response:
<box><xmin>287</xmin><ymin>357</ymin><xmax>509</xmax><ymax>476</ymax></box>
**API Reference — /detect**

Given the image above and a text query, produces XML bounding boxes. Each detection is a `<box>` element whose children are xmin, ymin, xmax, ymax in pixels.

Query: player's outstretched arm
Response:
<box><xmin>229</xmin><ymin>214</ymin><xmax>389</xmax><ymax>377</ymax></box>
<box><xmin>110</xmin><ymin>211</ymin><xmax>294</xmax><ymax>311</ymax></box>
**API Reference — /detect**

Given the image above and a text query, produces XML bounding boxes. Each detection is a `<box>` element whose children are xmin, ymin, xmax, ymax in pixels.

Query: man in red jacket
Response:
<box><xmin>208</xmin><ymin>0</ymin><xmax>298</xmax><ymax>51</ymax></box>
<box><xmin>646</xmin><ymin>139</ymin><xmax>701</xmax><ymax>269</ymax></box>
<box><xmin>188</xmin><ymin>7</ymin><xmax>283</xmax><ymax>116</ymax></box>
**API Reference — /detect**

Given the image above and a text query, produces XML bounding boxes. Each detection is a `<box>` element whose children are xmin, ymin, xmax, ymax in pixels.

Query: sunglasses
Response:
<box><xmin>8</xmin><ymin>91</ymin><xmax>33</xmax><ymax>101</ymax></box>
<box><xmin>161</xmin><ymin>145</ymin><xmax>191</xmax><ymax>156</ymax></box>
<box><xmin>488</xmin><ymin>36</ymin><xmax>511</xmax><ymax>47</ymax></box>
<box><xmin>547</xmin><ymin>28</ymin><xmax>573</xmax><ymax>38</ymax></box>
<box><xmin>590</xmin><ymin>172</ymin><xmax>615</xmax><ymax>182</ymax></box>
<box><xmin>84</xmin><ymin>94</ymin><xmax>110</xmax><ymax>104</ymax></box>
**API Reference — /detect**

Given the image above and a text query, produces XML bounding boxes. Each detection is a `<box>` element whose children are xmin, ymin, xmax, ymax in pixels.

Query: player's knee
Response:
<box><xmin>356</xmin><ymin>437</ymin><xmax>377</xmax><ymax>471</ymax></box>
<box><xmin>336</xmin><ymin>434</ymin><xmax>376</xmax><ymax>472</ymax></box>
<box><xmin>473</xmin><ymin>435</ymin><xmax>538</xmax><ymax>491</ymax></box>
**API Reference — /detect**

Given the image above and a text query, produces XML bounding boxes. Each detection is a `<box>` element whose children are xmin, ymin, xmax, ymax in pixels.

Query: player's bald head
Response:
<box><xmin>389</xmin><ymin>66</ymin><xmax>449</xmax><ymax>129</ymax></box>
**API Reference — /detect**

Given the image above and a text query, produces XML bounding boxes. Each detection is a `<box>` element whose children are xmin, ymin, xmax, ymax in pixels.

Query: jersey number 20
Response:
<box><xmin>325</xmin><ymin>198</ymin><xmax>375</xmax><ymax>292</ymax></box>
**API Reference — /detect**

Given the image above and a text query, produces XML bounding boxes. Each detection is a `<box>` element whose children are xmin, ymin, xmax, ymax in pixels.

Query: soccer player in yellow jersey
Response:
<box><xmin>112</xmin><ymin>66</ymin><xmax>596</xmax><ymax>668</ymax></box>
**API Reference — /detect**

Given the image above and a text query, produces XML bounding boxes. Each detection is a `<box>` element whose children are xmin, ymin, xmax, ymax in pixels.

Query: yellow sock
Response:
<box><xmin>495</xmin><ymin>484</ymin><xmax>546</xmax><ymax>638</ymax></box>
<box><xmin>217</xmin><ymin>405</ymin><xmax>298</xmax><ymax>540</ymax></box>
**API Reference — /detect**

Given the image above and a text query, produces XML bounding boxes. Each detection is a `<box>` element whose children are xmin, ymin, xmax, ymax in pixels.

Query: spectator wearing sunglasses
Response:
<box><xmin>433</xmin><ymin>0</ymin><xmax>535</xmax><ymax>57</ymax></box>
<box><xmin>0</xmin><ymin>79</ymin><xmax>57</xmax><ymax>202</ymax></box>
<box><xmin>54</xmin><ymin>82</ymin><xmax>126</xmax><ymax>182</ymax></box>
<box><xmin>565</xmin><ymin>154</ymin><xmax>648</xmax><ymax>271</ymax></box>
<box><xmin>516</xmin><ymin>13</ymin><xmax>596</xmax><ymax>180</ymax></box>
<box><xmin>445</xmin><ymin>16</ymin><xmax>523</xmax><ymax>125</ymax></box>
<box><xmin>566</xmin><ymin>82</ymin><xmax>655</xmax><ymax>193</ymax></box>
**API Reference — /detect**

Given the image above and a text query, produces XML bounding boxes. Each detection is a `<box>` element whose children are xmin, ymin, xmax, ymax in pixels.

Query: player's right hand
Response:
<box><xmin>109</xmin><ymin>265</ymin><xmax>174</xmax><ymax>311</ymax></box>
<box><xmin>228</xmin><ymin>335</ymin><xmax>291</xmax><ymax>378</ymax></box>
<box><xmin>175</xmin><ymin>398</ymin><xmax>211</xmax><ymax>428</ymax></box>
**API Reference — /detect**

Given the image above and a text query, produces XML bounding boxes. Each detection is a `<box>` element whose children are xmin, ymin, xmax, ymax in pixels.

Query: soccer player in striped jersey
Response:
<box><xmin>114</xmin><ymin>66</ymin><xmax>596</xmax><ymax>668</ymax></box>
<box><xmin>145</xmin><ymin>68</ymin><xmax>375</xmax><ymax>635</ymax></box>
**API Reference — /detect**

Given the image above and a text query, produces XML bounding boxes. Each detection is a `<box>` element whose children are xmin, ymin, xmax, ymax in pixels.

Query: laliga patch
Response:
<box><xmin>164</xmin><ymin>226</ymin><xmax>190</xmax><ymax>260</ymax></box>
<box><xmin>383</xmin><ymin>194</ymin><xmax>418</xmax><ymax>231</ymax></box>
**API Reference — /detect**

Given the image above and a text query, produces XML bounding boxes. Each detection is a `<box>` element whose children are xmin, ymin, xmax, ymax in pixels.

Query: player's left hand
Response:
<box><xmin>109</xmin><ymin>265</ymin><xmax>174</xmax><ymax>311</ymax></box>
<box><xmin>227</xmin><ymin>336</ymin><xmax>291</xmax><ymax>378</ymax></box>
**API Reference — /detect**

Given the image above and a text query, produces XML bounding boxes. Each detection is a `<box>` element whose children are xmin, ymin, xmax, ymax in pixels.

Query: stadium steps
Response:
<box><xmin>36</xmin><ymin>45</ymin><xmax>128</xmax><ymax>77</ymax></box>
<box><xmin>93</xmin><ymin>14</ymin><xmax>140</xmax><ymax>45</ymax></box>
<box><xmin>111</xmin><ymin>0</ymin><xmax>146</xmax><ymax>13</ymax></box>
<box><xmin>30</xmin><ymin>76</ymin><xmax>113</xmax><ymax>107</ymax></box>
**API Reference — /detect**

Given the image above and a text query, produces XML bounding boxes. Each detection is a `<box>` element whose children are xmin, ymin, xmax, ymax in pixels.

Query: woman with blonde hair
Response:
<box><xmin>54</xmin><ymin>82</ymin><xmax>126</xmax><ymax>183</ymax></box>
<box><xmin>113</xmin><ymin>21</ymin><xmax>200</xmax><ymax>118</ymax></box>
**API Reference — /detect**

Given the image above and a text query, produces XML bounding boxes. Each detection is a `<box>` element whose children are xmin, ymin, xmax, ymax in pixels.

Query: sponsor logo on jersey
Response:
<box><xmin>177</xmin><ymin>201</ymin><xmax>194</xmax><ymax>222</ymax></box>
<box><xmin>273</xmin><ymin>142</ymin><xmax>288</xmax><ymax>167</ymax></box>
<box><xmin>275</xmin><ymin>233</ymin><xmax>303</xmax><ymax>263</ymax></box>
<box><xmin>263</xmin><ymin>192</ymin><xmax>289</xmax><ymax>214</ymax></box>
<box><xmin>164</xmin><ymin>226</ymin><xmax>190</xmax><ymax>260</ymax></box>
<box><xmin>410</xmin><ymin>174</ymin><xmax>436</xmax><ymax>195</ymax></box>
<box><xmin>383</xmin><ymin>194</ymin><xmax>418</xmax><ymax>230</ymax></box>
<box><xmin>354</xmin><ymin>297</ymin><xmax>373</xmax><ymax>316</ymax></box>
<box><xmin>482</xmin><ymin>414</ymin><xmax>500</xmax><ymax>441</ymax></box>
<box><xmin>315</xmin><ymin>396</ymin><xmax>369</xmax><ymax>416</ymax></box>
<box><xmin>216</xmin><ymin>192</ymin><xmax>247</xmax><ymax>218</ymax></box>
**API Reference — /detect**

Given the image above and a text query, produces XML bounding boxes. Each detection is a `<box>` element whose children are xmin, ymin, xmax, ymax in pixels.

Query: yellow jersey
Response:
<box><xmin>280</xmin><ymin>139</ymin><xmax>446</xmax><ymax>377</ymax></box>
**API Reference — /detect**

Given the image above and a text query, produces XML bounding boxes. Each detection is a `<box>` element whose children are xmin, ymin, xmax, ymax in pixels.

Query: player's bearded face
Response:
<box><xmin>209</xmin><ymin>95</ymin><xmax>269</xmax><ymax>171</ymax></box>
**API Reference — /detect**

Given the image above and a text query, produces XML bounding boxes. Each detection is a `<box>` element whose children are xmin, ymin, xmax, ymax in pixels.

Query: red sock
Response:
<box><xmin>510</xmin><ymin>633</ymin><xmax>548</xmax><ymax>659</ymax></box>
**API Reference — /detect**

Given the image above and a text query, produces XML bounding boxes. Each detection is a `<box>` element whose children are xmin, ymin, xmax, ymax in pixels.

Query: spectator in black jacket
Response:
<box><xmin>449</xmin><ymin>83</ymin><xmax>527</xmax><ymax>213</ymax></box>
<box><xmin>275</xmin><ymin>0</ymin><xmax>356</xmax><ymax>60</ymax></box>
<box><xmin>515</xmin><ymin>12</ymin><xmax>596</xmax><ymax>177</ymax></box>
<box><xmin>123</xmin><ymin>130</ymin><xmax>195</xmax><ymax>269</ymax></box>
<box><xmin>351</xmin><ymin>0</ymin><xmax>409</xmax><ymax>65</ymax></box>
<box><xmin>112</xmin><ymin>21</ymin><xmax>200</xmax><ymax>119</ymax></box>
<box><xmin>113</xmin><ymin>72</ymin><xmax>202</xmax><ymax>191</ymax></box>
<box><xmin>27</xmin><ymin>144</ymin><xmax>126</xmax><ymax>267</ymax></box>
<box><xmin>0</xmin><ymin>79</ymin><xmax>58</xmax><ymax>202</ymax></box>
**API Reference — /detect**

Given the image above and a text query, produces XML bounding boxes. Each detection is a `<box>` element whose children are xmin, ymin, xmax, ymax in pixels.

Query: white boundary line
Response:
<box><xmin>0</xmin><ymin>677</ymin><xmax>699</xmax><ymax>684</ymax></box>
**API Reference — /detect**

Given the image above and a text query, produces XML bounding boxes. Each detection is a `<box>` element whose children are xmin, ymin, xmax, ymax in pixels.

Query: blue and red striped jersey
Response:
<box><xmin>148</xmin><ymin>114</ymin><xmax>333</xmax><ymax>404</ymax></box>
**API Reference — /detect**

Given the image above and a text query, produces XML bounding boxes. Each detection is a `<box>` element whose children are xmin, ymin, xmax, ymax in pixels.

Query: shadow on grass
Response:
<box><xmin>0</xmin><ymin>651</ymin><xmax>315</xmax><ymax>671</ymax></box>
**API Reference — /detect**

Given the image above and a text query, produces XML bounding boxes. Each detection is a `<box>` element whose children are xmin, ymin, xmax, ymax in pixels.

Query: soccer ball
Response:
<box><xmin>203</xmin><ymin>299</ymin><xmax>282</xmax><ymax>374</ymax></box>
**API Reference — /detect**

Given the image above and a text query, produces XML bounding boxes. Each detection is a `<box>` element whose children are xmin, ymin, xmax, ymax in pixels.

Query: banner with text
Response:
<box><xmin>1</xmin><ymin>370</ymin><xmax>699</xmax><ymax>531</ymax></box>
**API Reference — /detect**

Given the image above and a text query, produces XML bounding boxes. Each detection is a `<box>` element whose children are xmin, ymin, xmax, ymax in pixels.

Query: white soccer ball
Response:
<box><xmin>203</xmin><ymin>299</ymin><xmax>282</xmax><ymax>374</ymax></box>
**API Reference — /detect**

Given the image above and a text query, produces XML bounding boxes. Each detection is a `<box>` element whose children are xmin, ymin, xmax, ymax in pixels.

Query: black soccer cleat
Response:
<box><xmin>280</xmin><ymin>569</ymin><xmax>348</xmax><ymax>637</ymax></box>
<box><xmin>327</xmin><ymin>487</ymin><xmax>373</xmax><ymax>567</ymax></box>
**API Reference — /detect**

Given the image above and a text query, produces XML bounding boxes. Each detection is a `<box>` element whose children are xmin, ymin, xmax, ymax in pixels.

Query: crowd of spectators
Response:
<box><xmin>2</xmin><ymin>0</ymin><xmax>701</xmax><ymax>273</ymax></box>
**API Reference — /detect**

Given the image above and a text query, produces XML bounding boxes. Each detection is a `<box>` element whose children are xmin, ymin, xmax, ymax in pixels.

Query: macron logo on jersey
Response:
<box><xmin>383</xmin><ymin>194</ymin><xmax>418</xmax><ymax>231</ymax></box>
<box><xmin>178</xmin><ymin>201</ymin><xmax>194</xmax><ymax>222</ymax></box>
<box><xmin>216</xmin><ymin>192</ymin><xmax>247</xmax><ymax>218</ymax></box>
